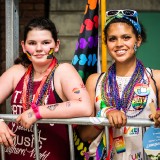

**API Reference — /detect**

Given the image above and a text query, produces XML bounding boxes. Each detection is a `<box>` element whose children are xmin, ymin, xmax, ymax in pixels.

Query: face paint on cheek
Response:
<box><xmin>25</xmin><ymin>51</ymin><xmax>32</xmax><ymax>58</ymax></box>
<box><xmin>47</xmin><ymin>48</ymin><xmax>54</xmax><ymax>59</ymax></box>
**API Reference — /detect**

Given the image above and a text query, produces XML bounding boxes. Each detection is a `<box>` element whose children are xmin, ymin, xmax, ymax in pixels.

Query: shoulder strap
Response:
<box><xmin>146</xmin><ymin>68</ymin><xmax>159</xmax><ymax>107</ymax></box>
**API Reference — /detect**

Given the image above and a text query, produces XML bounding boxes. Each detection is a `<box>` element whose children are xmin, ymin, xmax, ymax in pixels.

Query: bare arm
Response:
<box><xmin>16</xmin><ymin>63</ymin><xmax>93</xmax><ymax>128</ymax></box>
<box><xmin>0</xmin><ymin>64</ymin><xmax>25</xmax><ymax>103</ymax></box>
<box><xmin>151</xmin><ymin>69</ymin><xmax>160</xmax><ymax>127</ymax></box>
<box><xmin>0</xmin><ymin>64</ymin><xmax>25</xmax><ymax>146</ymax></box>
<box><xmin>77</xmin><ymin>73</ymin><xmax>104</xmax><ymax>142</ymax></box>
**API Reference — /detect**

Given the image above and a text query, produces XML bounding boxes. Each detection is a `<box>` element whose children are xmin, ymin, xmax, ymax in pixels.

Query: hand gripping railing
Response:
<box><xmin>0</xmin><ymin>114</ymin><xmax>154</xmax><ymax>160</ymax></box>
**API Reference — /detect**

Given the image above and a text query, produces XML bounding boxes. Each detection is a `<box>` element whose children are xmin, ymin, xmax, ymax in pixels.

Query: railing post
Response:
<box><xmin>68</xmin><ymin>124</ymin><xmax>75</xmax><ymax>160</ymax></box>
<box><xmin>0</xmin><ymin>115</ymin><xmax>155</xmax><ymax>160</ymax></box>
<box><xmin>5</xmin><ymin>0</ymin><xmax>19</xmax><ymax>114</ymax></box>
<box><xmin>0</xmin><ymin>145</ymin><xmax>5</xmax><ymax>160</ymax></box>
<box><xmin>104</xmin><ymin>126</ymin><xmax>109</xmax><ymax>156</ymax></box>
<box><xmin>33</xmin><ymin>123</ymin><xmax>40</xmax><ymax>160</ymax></box>
<box><xmin>142</xmin><ymin>127</ymin><xmax>148</xmax><ymax>160</ymax></box>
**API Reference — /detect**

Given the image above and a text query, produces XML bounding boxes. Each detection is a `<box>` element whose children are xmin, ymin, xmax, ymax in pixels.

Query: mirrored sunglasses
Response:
<box><xmin>106</xmin><ymin>9</ymin><xmax>138</xmax><ymax>22</ymax></box>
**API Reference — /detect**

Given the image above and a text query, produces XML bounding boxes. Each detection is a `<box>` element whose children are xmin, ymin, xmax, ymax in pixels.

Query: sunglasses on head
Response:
<box><xmin>106</xmin><ymin>9</ymin><xmax>138</xmax><ymax>22</ymax></box>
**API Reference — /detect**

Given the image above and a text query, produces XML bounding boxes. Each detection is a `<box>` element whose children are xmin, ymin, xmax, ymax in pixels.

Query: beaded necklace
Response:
<box><xmin>22</xmin><ymin>58</ymin><xmax>58</xmax><ymax>111</ymax></box>
<box><xmin>101</xmin><ymin>59</ymin><xmax>149</xmax><ymax>117</ymax></box>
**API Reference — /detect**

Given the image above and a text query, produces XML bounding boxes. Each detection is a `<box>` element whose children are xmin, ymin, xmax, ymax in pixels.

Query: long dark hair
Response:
<box><xmin>14</xmin><ymin>17</ymin><xmax>58</xmax><ymax>67</ymax></box>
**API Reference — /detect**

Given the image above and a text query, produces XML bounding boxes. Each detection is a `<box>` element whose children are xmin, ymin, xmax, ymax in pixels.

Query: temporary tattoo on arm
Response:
<box><xmin>66</xmin><ymin>101</ymin><xmax>71</xmax><ymax>107</ymax></box>
<box><xmin>78</xmin><ymin>97</ymin><xmax>82</xmax><ymax>102</ymax></box>
<box><xmin>72</xmin><ymin>88</ymin><xmax>80</xmax><ymax>94</ymax></box>
<box><xmin>80</xmin><ymin>83</ymin><xmax>86</xmax><ymax>89</ymax></box>
<box><xmin>28</xmin><ymin>112</ymin><xmax>33</xmax><ymax>118</ymax></box>
<box><xmin>47</xmin><ymin>103</ymin><xmax>59</xmax><ymax>111</ymax></box>
<box><xmin>72</xmin><ymin>84</ymin><xmax>86</xmax><ymax>95</ymax></box>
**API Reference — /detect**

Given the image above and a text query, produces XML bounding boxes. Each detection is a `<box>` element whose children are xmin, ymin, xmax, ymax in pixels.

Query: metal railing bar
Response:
<box><xmin>142</xmin><ymin>127</ymin><xmax>148</xmax><ymax>160</ymax></box>
<box><xmin>0</xmin><ymin>114</ymin><xmax>154</xmax><ymax>160</ymax></box>
<box><xmin>0</xmin><ymin>114</ymin><xmax>154</xmax><ymax>127</ymax></box>
<box><xmin>68</xmin><ymin>125</ymin><xmax>75</xmax><ymax>160</ymax></box>
<box><xmin>104</xmin><ymin>126</ymin><xmax>109</xmax><ymax>157</ymax></box>
<box><xmin>33</xmin><ymin>124</ymin><xmax>40</xmax><ymax>160</ymax></box>
<box><xmin>0</xmin><ymin>145</ymin><xmax>5</xmax><ymax>160</ymax></box>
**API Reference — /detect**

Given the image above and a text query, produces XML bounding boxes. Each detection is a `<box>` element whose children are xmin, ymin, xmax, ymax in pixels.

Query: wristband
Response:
<box><xmin>31</xmin><ymin>103</ymin><xmax>42</xmax><ymax>119</ymax></box>
<box><xmin>106</xmin><ymin>108</ymin><xmax>117</xmax><ymax>118</ymax></box>
<box><xmin>101</xmin><ymin>107</ymin><xmax>108</xmax><ymax>118</ymax></box>
<box><xmin>106</xmin><ymin>108</ymin><xmax>117</xmax><ymax>114</ymax></box>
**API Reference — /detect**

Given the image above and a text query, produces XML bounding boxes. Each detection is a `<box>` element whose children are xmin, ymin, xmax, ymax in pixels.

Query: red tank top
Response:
<box><xmin>5</xmin><ymin>74</ymin><xmax>70</xmax><ymax>160</ymax></box>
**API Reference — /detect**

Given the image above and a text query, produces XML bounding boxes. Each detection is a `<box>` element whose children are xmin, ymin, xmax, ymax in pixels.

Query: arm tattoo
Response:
<box><xmin>80</xmin><ymin>83</ymin><xmax>86</xmax><ymax>89</ymax></box>
<box><xmin>78</xmin><ymin>97</ymin><xmax>82</xmax><ymax>102</ymax></box>
<box><xmin>66</xmin><ymin>101</ymin><xmax>71</xmax><ymax>107</ymax></box>
<box><xmin>28</xmin><ymin>112</ymin><xmax>33</xmax><ymax>118</ymax></box>
<box><xmin>47</xmin><ymin>103</ymin><xmax>59</xmax><ymax>111</ymax></box>
<box><xmin>72</xmin><ymin>88</ymin><xmax>80</xmax><ymax>94</ymax></box>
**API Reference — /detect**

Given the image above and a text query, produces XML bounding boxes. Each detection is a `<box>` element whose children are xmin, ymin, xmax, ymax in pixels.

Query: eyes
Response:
<box><xmin>27</xmin><ymin>41</ymin><xmax>51</xmax><ymax>45</ymax></box>
<box><xmin>108</xmin><ymin>35</ymin><xmax>131</xmax><ymax>42</ymax></box>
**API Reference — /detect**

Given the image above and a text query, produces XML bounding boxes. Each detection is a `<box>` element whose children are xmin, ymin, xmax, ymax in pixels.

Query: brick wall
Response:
<box><xmin>0</xmin><ymin>0</ymin><xmax>5</xmax><ymax>74</ymax></box>
<box><xmin>0</xmin><ymin>0</ymin><xmax>48</xmax><ymax>74</ymax></box>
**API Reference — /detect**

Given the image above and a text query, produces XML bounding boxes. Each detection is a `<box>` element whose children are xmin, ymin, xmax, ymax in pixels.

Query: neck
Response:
<box><xmin>115</xmin><ymin>58</ymin><xmax>137</xmax><ymax>77</ymax></box>
<box><xmin>34</xmin><ymin>69</ymin><xmax>47</xmax><ymax>75</ymax></box>
<box><xmin>33</xmin><ymin>59</ymin><xmax>53</xmax><ymax>74</ymax></box>
<box><xmin>33</xmin><ymin>62</ymin><xmax>51</xmax><ymax>79</ymax></box>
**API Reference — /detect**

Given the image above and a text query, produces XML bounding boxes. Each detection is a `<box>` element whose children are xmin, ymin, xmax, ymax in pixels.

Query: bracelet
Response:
<box><xmin>0</xmin><ymin>119</ymin><xmax>4</xmax><ymax>122</ymax></box>
<box><xmin>94</xmin><ymin>125</ymin><xmax>104</xmax><ymax>131</ymax></box>
<box><xmin>106</xmin><ymin>108</ymin><xmax>117</xmax><ymax>114</ymax></box>
<box><xmin>106</xmin><ymin>108</ymin><xmax>117</xmax><ymax>118</ymax></box>
<box><xmin>100</xmin><ymin>106</ymin><xmax>116</xmax><ymax>118</ymax></box>
<box><xmin>101</xmin><ymin>107</ymin><xmax>108</xmax><ymax>118</ymax></box>
<box><xmin>31</xmin><ymin>103</ymin><xmax>42</xmax><ymax>119</ymax></box>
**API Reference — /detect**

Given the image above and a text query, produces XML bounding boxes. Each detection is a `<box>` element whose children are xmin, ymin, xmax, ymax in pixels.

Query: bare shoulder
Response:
<box><xmin>56</xmin><ymin>63</ymin><xmax>77</xmax><ymax>73</ymax></box>
<box><xmin>86</xmin><ymin>73</ymin><xmax>101</xmax><ymax>83</ymax></box>
<box><xmin>0</xmin><ymin>64</ymin><xmax>26</xmax><ymax>94</ymax></box>
<box><xmin>2</xmin><ymin>64</ymin><xmax>26</xmax><ymax>76</ymax></box>
<box><xmin>152</xmin><ymin>69</ymin><xmax>160</xmax><ymax>87</ymax></box>
<box><xmin>86</xmin><ymin>73</ymin><xmax>101</xmax><ymax>90</ymax></box>
<box><xmin>55</xmin><ymin>63</ymin><xmax>81</xmax><ymax>79</ymax></box>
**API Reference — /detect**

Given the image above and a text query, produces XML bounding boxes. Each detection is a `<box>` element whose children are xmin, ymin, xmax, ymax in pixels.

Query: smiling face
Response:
<box><xmin>106</xmin><ymin>22</ymin><xmax>142</xmax><ymax>63</ymax></box>
<box><xmin>21</xmin><ymin>29</ymin><xmax>60</xmax><ymax>65</ymax></box>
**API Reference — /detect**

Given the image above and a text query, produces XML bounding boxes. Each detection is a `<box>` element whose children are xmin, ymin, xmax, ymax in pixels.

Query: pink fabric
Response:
<box><xmin>5</xmin><ymin>74</ymin><xmax>70</xmax><ymax>160</ymax></box>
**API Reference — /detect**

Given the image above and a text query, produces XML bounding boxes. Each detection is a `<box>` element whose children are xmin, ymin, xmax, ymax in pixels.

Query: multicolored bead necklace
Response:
<box><xmin>101</xmin><ymin>59</ymin><xmax>150</xmax><ymax>117</ymax></box>
<box><xmin>22</xmin><ymin>58</ymin><xmax>58</xmax><ymax>111</ymax></box>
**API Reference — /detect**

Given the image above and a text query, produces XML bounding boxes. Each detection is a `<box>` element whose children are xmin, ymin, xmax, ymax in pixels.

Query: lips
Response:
<box><xmin>33</xmin><ymin>54</ymin><xmax>46</xmax><ymax>58</ymax></box>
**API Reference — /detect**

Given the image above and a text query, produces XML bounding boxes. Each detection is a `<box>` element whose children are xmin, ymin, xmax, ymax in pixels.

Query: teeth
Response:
<box><xmin>116</xmin><ymin>50</ymin><xmax>125</xmax><ymax>54</ymax></box>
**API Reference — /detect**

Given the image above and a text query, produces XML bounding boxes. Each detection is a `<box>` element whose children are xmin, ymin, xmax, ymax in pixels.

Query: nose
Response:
<box><xmin>36</xmin><ymin>43</ymin><xmax>43</xmax><ymax>52</ymax></box>
<box><xmin>116</xmin><ymin>38</ymin><xmax>123</xmax><ymax>47</ymax></box>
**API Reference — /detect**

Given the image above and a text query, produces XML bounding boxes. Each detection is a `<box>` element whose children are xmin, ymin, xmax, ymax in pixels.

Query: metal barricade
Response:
<box><xmin>0</xmin><ymin>114</ymin><xmax>154</xmax><ymax>160</ymax></box>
